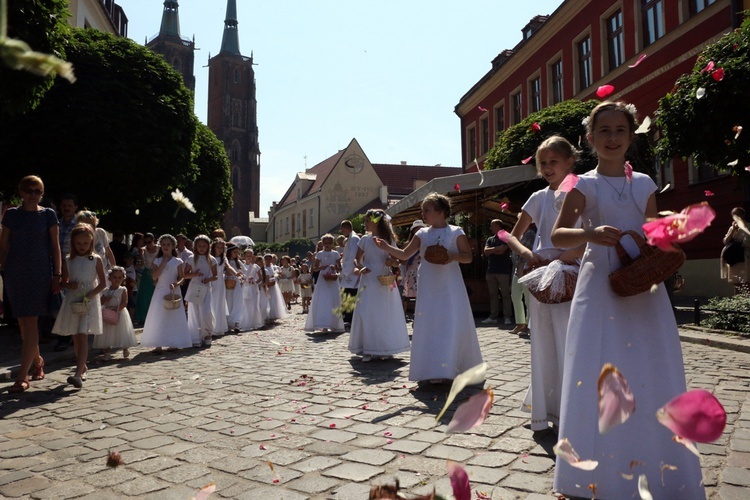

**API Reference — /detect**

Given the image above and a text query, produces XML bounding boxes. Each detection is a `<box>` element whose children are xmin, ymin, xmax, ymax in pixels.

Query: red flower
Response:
<box><xmin>530</xmin><ymin>122</ymin><xmax>541</xmax><ymax>132</ymax></box>
<box><xmin>712</xmin><ymin>68</ymin><xmax>725</xmax><ymax>81</ymax></box>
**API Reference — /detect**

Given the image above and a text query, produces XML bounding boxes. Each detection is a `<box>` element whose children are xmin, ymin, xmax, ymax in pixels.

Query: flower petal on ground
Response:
<box><xmin>635</xmin><ymin>116</ymin><xmax>651</xmax><ymax>135</ymax></box>
<box><xmin>192</xmin><ymin>483</ymin><xmax>216</xmax><ymax>500</ymax></box>
<box><xmin>598</xmin><ymin>364</ymin><xmax>635</xmax><ymax>434</ymax></box>
<box><xmin>629</xmin><ymin>53</ymin><xmax>648</xmax><ymax>68</ymax></box>
<box><xmin>553</xmin><ymin>438</ymin><xmax>599</xmax><ymax>470</ymax></box>
<box><xmin>596</xmin><ymin>84</ymin><xmax>615</xmax><ymax>98</ymax></box>
<box><xmin>656</xmin><ymin>389</ymin><xmax>726</xmax><ymax>442</ymax></box>
<box><xmin>446</xmin><ymin>389</ymin><xmax>494</xmax><ymax>433</ymax></box>
<box><xmin>436</xmin><ymin>363</ymin><xmax>488</xmax><ymax>422</ymax></box>
<box><xmin>447</xmin><ymin>462</ymin><xmax>471</xmax><ymax>500</ymax></box>
<box><xmin>556</xmin><ymin>173</ymin><xmax>580</xmax><ymax>194</ymax></box>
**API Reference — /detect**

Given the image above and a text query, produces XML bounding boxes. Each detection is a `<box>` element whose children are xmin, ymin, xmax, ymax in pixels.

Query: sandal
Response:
<box><xmin>8</xmin><ymin>379</ymin><xmax>30</xmax><ymax>393</ymax></box>
<box><xmin>30</xmin><ymin>357</ymin><xmax>45</xmax><ymax>381</ymax></box>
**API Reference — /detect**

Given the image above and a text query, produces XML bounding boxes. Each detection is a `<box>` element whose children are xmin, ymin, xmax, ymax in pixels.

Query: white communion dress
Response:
<box><xmin>304</xmin><ymin>250</ymin><xmax>345</xmax><ymax>332</ymax></box>
<box><xmin>93</xmin><ymin>286</ymin><xmax>137</xmax><ymax>349</ymax></box>
<box><xmin>140</xmin><ymin>256</ymin><xmax>192</xmax><ymax>349</ymax></box>
<box><xmin>53</xmin><ymin>255</ymin><xmax>103</xmax><ymax>336</ymax></box>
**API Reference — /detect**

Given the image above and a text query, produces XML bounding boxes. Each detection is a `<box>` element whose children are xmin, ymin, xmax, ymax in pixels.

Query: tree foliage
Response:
<box><xmin>0</xmin><ymin>0</ymin><xmax>71</xmax><ymax>115</ymax></box>
<box><xmin>484</xmin><ymin>99</ymin><xmax>655</xmax><ymax>177</ymax></box>
<box><xmin>656</xmin><ymin>17</ymin><xmax>750</xmax><ymax>173</ymax></box>
<box><xmin>0</xmin><ymin>28</ymin><xmax>197</xmax><ymax>220</ymax></box>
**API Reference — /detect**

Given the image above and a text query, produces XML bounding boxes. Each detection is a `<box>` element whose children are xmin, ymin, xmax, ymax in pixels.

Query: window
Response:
<box><xmin>285</xmin><ymin>217</ymin><xmax>289</xmax><ymax>235</ymax></box>
<box><xmin>687</xmin><ymin>156</ymin><xmax>725</xmax><ymax>184</ymax></box>
<box><xmin>309</xmin><ymin>208</ymin><xmax>314</xmax><ymax>227</ymax></box>
<box><xmin>577</xmin><ymin>36</ymin><xmax>593</xmax><ymax>92</ymax></box>
<box><xmin>511</xmin><ymin>92</ymin><xmax>522</xmax><ymax>124</ymax></box>
<box><xmin>529</xmin><ymin>77</ymin><xmax>542</xmax><ymax>113</ymax></box>
<box><xmin>172</xmin><ymin>57</ymin><xmax>182</xmax><ymax>72</ymax></box>
<box><xmin>233</xmin><ymin>68</ymin><xmax>241</xmax><ymax>84</ymax></box>
<box><xmin>689</xmin><ymin>0</ymin><xmax>716</xmax><ymax>16</ymax></box>
<box><xmin>494</xmin><ymin>104</ymin><xmax>505</xmax><ymax>134</ymax></box>
<box><xmin>466</xmin><ymin>126</ymin><xmax>476</xmax><ymax>163</ymax></box>
<box><xmin>642</xmin><ymin>0</ymin><xmax>664</xmax><ymax>47</ymax></box>
<box><xmin>607</xmin><ymin>10</ymin><xmax>625</xmax><ymax>71</ymax></box>
<box><xmin>480</xmin><ymin>117</ymin><xmax>490</xmax><ymax>155</ymax></box>
<box><xmin>296</xmin><ymin>213</ymin><xmax>301</xmax><ymax>236</ymax></box>
<box><xmin>551</xmin><ymin>59</ymin><xmax>563</xmax><ymax>104</ymax></box>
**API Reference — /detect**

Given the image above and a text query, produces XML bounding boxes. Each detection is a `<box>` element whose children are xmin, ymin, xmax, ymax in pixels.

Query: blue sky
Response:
<box><xmin>117</xmin><ymin>0</ymin><xmax>563</xmax><ymax>216</ymax></box>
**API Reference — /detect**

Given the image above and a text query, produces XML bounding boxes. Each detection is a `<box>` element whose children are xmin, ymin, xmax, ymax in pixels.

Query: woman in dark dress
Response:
<box><xmin>0</xmin><ymin>176</ymin><xmax>62</xmax><ymax>393</ymax></box>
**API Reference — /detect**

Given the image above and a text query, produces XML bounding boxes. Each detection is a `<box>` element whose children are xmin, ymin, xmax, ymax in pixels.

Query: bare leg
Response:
<box><xmin>16</xmin><ymin>316</ymin><xmax>39</xmax><ymax>384</ymax></box>
<box><xmin>73</xmin><ymin>333</ymin><xmax>88</xmax><ymax>378</ymax></box>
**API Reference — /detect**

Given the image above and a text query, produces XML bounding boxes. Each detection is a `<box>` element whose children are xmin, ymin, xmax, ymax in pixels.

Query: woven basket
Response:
<box><xmin>424</xmin><ymin>244</ymin><xmax>449</xmax><ymax>264</ymax></box>
<box><xmin>163</xmin><ymin>293</ymin><xmax>183</xmax><ymax>310</ymax></box>
<box><xmin>377</xmin><ymin>274</ymin><xmax>396</xmax><ymax>286</ymax></box>
<box><xmin>70</xmin><ymin>301</ymin><xmax>89</xmax><ymax>315</ymax></box>
<box><xmin>224</xmin><ymin>278</ymin><xmax>237</xmax><ymax>290</ymax></box>
<box><xmin>609</xmin><ymin>230</ymin><xmax>686</xmax><ymax>297</ymax></box>
<box><xmin>323</xmin><ymin>273</ymin><xmax>339</xmax><ymax>282</ymax></box>
<box><xmin>524</xmin><ymin>260</ymin><xmax>578</xmax><ymax>304</ymax></box>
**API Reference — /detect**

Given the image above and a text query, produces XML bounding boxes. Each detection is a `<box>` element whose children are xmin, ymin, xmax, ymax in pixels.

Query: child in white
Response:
<box><xmin>93</xmin><ymin>266</ymin><xmax>137</xmax><ymax>358</ymax></box>
<box><xmin>298</xmin><ymin>263</ymin><xmax>313</xmax><ymax>313</ymax></box>
<box><xmin>53</xmin><ymin>224</ymin><xmax>106</xmax><ymax>388</ymax></box>
<box><xmin>304</xmin><ymin>234</ymin><xmax>345</xmax><ymax>333</ymax></box>
<box><xmin>551</xmin><ymin>101</ymin><xmax>704</xmax><ymax>498</ymax></box>
<box><xmin>254</xmin><ymin>255</ymin><xmax>270</xmax><ymax>325</ymax></box>
<box><xmin>264</xmin><ymin>253</ymin><xmax>288</xmax><ymax>322</ymax></box>
<box><xmin>506</xmin><ymin>136</ymin><xmax>583</xmax><ymax>432</ymax></box>
<box><xmin>278</xmin><ymin>256</ymin><xmax>295</xmax><ymax>311</ymax></box>
<box><xmin>210</xmin><ymin>239</ymin><xmax>230</xmax><ymax>337</ymax></box>
<box><xmin>185</xmin><ymin>235</ymin><xmax>217</xmax><ymax>347</ymax></box>
<box><xmin>348</xmin><ymin>210</ymin><xmax>410</xmax><ymax>361</ymax></box>
<box><xmin>241</xmin><ymin>251</ymin><xmax>264</xmax><ymax>330</ymax></box>
<box><xmin>140</xmin><ymin>234</ymin><xmax>192</xmax><ymax>352</ymax></box>
<box><xmin>224</xmin><ymin>245</ymin><xmax>245</xmax><ymax>332</ymax></box>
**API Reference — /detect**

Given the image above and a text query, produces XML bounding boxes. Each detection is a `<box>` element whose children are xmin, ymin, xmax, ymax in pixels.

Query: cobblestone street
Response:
<box><xmin>1</xmin><ymin>307</ymin><xmax>749</xmax><ymax>499</ymax></box>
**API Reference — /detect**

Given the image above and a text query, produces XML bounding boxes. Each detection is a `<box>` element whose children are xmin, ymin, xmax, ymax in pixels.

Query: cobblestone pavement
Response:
<box><xmin>1</xmin><ymin>306</ymin><xmax>749</xmax><ymax>499</ymax></box>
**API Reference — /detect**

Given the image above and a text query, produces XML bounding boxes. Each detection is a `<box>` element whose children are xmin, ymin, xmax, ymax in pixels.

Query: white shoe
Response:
<box><xmin>481</xmin><ymin>317</ymin><xmax>497</xmax><ymax>324</ymax></box>
<box><xmin>362</xmin><ymin>355</ymin><xmax>373</xmax><ymax>362</ymax></box>
<box><xmin>504</xmin><ymin>318</ymin><xmax>513</xmax><ymax>325</ymax></box>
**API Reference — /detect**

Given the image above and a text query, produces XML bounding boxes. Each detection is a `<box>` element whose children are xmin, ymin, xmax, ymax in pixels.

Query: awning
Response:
<box><xmin>386</xmin><ymin>164</ymin><xmax>539</xmax><ymax>227</ymax></box>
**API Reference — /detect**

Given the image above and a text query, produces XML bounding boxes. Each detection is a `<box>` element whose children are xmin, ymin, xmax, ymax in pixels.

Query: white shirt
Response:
<box><xmin>340</xmin><ymin>232</ymin><xmax>361</xmax><ymax>289</ymax></box>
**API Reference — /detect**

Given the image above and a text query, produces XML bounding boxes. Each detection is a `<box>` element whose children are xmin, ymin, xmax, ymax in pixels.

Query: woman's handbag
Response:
<box><xmin>609</xmin><ymin>231</ymin><xmax>686</xmax><ymax>297</ymax></box>
<box><xmin>185</xmin><ymin>281</ymin><xmax>209</xmax><ymax>303</ymax></box>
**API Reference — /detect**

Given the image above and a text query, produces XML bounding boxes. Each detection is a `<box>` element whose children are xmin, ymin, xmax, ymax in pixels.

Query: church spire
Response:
<box><xmin>159</xmin><ymin>0</ymin><xmax>181</xmax><ymax>38</ymax></box>
<box><xmin>220</xmin><ymin>0</ymin><xmax>241</xmax><ymax>55</ymax></box>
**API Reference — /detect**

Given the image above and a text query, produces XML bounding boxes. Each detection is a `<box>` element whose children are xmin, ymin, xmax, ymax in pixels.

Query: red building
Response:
<box><xmin>455</xmin><ymin>0</ymin><xmax>747</xmax><ymax>297</ymax></box>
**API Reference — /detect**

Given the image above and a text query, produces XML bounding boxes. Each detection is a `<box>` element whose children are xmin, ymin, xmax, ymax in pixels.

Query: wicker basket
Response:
<box><xmin>224</xmin><ymin>278</ymin><xmax>237</xmax><ymax>290</ymax></box>
<box><xmin>377</xmin><ymin>274</ymin><xmax>396</xmax><ymax>286</ymax></box>
<box><xmin>609</xmin><ymin>230</ymin><xmax>686</xmax><ymax>297</ymax></box>
<box><xmin>524</xmin><ymin>260</ymin><xmax>578</xmax><ymax>304</ymax></box>
<box><xmin>323</xmin><ymin>273</ymin><xmax>339</xmax><ymax>282</ymax></box>
<box><xmin>70</xmin><ymin>301</ymin><xmax>89</xmax><ymax>315</ymax></box>
<box><xmin>163</xmin><ymin>293</ymin><xmax>183</xmax><ymax>310</ymax></box>
<box><xmin>424</xmin><ymin>244</ymin><xmax>449</xmax><ymax>264</ymax></box>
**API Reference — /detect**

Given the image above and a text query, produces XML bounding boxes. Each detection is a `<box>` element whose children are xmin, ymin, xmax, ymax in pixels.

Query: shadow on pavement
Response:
<box><xmin>347</xmin><ymin>357</ymin><xmax>407</xmax><ymax>386</ymax></box>
<box><xmin>0</xmin><ymin>383</ymin><xmax>80</xmax><ymax>419</ymax></box>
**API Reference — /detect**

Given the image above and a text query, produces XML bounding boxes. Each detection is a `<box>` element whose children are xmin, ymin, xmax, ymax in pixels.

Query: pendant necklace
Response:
<box><xmin>600</xmin><ymin>175</ymin><xmax>628</xmax><ymax>201</ymax></box>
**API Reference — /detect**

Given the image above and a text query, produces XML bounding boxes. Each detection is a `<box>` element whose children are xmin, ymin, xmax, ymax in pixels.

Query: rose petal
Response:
<box><xmin>193</xmin><ymin>482</ymin><xmax>217</xmax><ymax>500</ymax></box>
<box><xmin>446</xmin><ymin>389</ymin><xmax>494</xmax><ymax>433</ymax></box>
<box><xmin>624</xmin><ymin>161</ymin><xmax>633</xmax><ymax>183</ymax></box>
<box><xmin>659</xmin><ymin>183</ymin><xmax>671</xmax><ymax>193</ymax></box>
<box><xmin>705</xmin><ymin>190</ymin><xmax>714</xmax><ymax>197</ymax></box>
<box><xmin>556</xmin><ymin>173</ymin><xmax>579</xmax><ymax>194</ymax></box>
<box><xmin>553</xmin><ymin>438</ymin><xmax>599</xmax><ymax>470</ymax></box>
<box><xmin>701</xmin><ymin>61</ymin><xmax>715</xmax><ymax>73</ymax></box>
<box><xmin>598</xmin><ymin>364</ymin><xmax>635</xmax><ymax>434</ymax></box>
<box><xmin>530</xmin><ymin>122</ymin><xmax>541</xmax><ymax>132</ymax></box>
<box><xmin>728</xmin><ymin>159</ymin><xmax>739</xmax><ymax>167</ymax></box>
<box><xmin>447</xmin><ymin>461</ymin><xmax>471</xmax><ymax>500</ymax></box>
<box><xmin>672</xmin><ymin>435</ymin><xmax>701</xmax><ymax>457</ymax></box>
<box><xmin>642</xmin><ymin>202</ymin><xmax>716</xmax><ymax>250</ymax></box>
<box><xmin>496</xmin><ymin>230</ymin><xmax>511</xmax><ymax>243</ymax></box>
<box><xmin>696</xmin><ymin>87</ymin><xmax>706</xmax><ymax>99</ymax></box>
<box><xmin>436</xmin><ymin>362</ymin><xmax>488</xmax><ymax>422</ymax></box>
<box><xmin>478</xmin><ymin>105</ymin><xmax>488</xmax><ymax>112</ymax></box>
<box><xmin>734</xmin><ymin>125</ymin><xmax>743</xmax><ymax>140</ymax></box>
<box><xmin>711</xmin><ymin>68</ymin><xmax>724</xmax><ymax>81</ymax></box>
<box><xmin>500</xmin><ymin>201</ymin><xmax>509</xmax><ymax>210</ymax></box>
<box><xmin>596</xmin><ymin>84</ymin><xmax>615</xmax><ymax>98</ymax></box>
<box><xmin>638</xmin><ymin>474</ymin><xmax>653</xmax><ymax>500</ymax></box>
<box><xmin>628</xmin><ymin>53</ymin><xmax>648</xmax><ymax>68</ymax></box>
<box><xmin>635</xmin><ymin>116</ymin><xmax>651</xmax><ymax>135</ymax></box>
<box><xmin>522</xmin><ymin>155</ymin><xmax>534</xmax><ymax>164</ymax></box>
<box><xmin>656</xmin><ymin>389</ymin><xmax>726</xmax><ymax>442</ymax></box>
<box><xmin>454</xmin><ymin>183</ymin><xmax>461</xmax><ymax>192</ymax></box>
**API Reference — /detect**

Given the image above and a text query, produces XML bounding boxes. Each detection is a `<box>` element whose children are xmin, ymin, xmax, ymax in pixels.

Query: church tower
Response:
<box><xmin>207</xmin><ymin>0</ymin><xmax>261</xmax><ymax>236</ymax></box>
<box><xmin>146</xmin><ymin>1</ymin><xmax>195</xmax><ymax>91</ymax></box>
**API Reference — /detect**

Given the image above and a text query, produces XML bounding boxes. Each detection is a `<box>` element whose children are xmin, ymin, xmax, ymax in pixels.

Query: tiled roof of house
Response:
<box><xmin>372</xmin><ymin>164</ymin><xmax>462</xmax><ymax>196</ymax></box>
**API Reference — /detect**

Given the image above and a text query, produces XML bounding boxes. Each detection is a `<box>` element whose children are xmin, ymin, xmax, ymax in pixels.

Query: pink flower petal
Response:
<box><xmin>596</xmin><ymin>84</ymin><xmax>615</xmax><ymax>98</ymax></box>
<box><xmin>705</xmin><ymin>190</ymin><xmax>714</xmax><ymax>197</ymax></box>
<box><xmin>530</xmin><ymin>122</ymin><xmax>541</xmax><ymax>132</ymax></box>
<box><xmin>478</xmin><ymin>105</ymin><xmax>488</xmax><ymax>112</ymax></box>
<box><xmin>624</xmin><ymin>161</ymin><xmax>633</xmax><ymax>184</ymax></box>
<box><xmin>628</xmin><ymin>53</ymin><xmax>647</xmax><ymax>68</ymax></box>
<box><xmin>384</xmin><ymin>431</ymin><xmax>392</xmax><ymax>437</ymax></box>
<box><xmin>496</xmin><ymin>230</ymin><xmax>511</xmax><ymax>243</ymax></box>
<box><xmin>500</xmin><ymin>201</ymin><xmax>509</xmax><ymax>210</ymax></box>
<box><xmin>553</xmin><ymin>438</ymin><xmax>599</xmax><ymax>470</ymax></box>
<box><xmin>521</xmin><ymin>155</ymin><xmax>533</xmax><ymax>164</ymax></box>
<box><xmin>556</xmin><ymin>173</ymin><xmax>580</xmax><ymax>194</ymax></box>
<box><xmin>447</xmin><ymin>461</ymin><xmax>471</xmax><ymax>500</ymax></box>
<box><xmin>702</xmin><ymin>61</ymin><xmax>715</xmax><ymax>73</ymax></box>
<box><xmin>712</xmin><ymin>68</ymin><xmax>725</xmax><ymax>81</ymax></box>
<box><xmin>329</xmin><ymin>423</ymin><xmax>336</xmax><ymax>428</ymax></box>
<box><xmin>193</xmin><ymin>483</ymin><xmax>217</xmax><ymax>500</ymax></box>
<box><xmin>454</xmin><ymin>183</ymin><xmax>461</xmax><ymax>192</ymax></box>
<box><xmin>656</xmin><ymin>389</ymin><xmax>726</xmax><ymax>442</ymax></box>
<box><xmin>598</xmin><ymin>364</ymin><xmax>635</xmax><ymax>434</ymax></box>
<box><xmin>446</xmin><ymin>389</ymin><xmax>494</xmax><ymax>433</ymax></box>
<box><xmin>386</xmin><ymin>439</ymin><xmax>393</xmax><ymax>444</ymax></box>
<box><xmin>734</xmin><ymin>125</ymin><xmax>743</xmax><ymax>140</ymax></box>
<box><xmin>259</xmin><ymin>444</ymin><xmax>267</xmax><ymax>450</ymax></box>
<box><xmin>642</xmin><ymin>202</ymin><xmax>716</xmax><ymax>250</ymax></box>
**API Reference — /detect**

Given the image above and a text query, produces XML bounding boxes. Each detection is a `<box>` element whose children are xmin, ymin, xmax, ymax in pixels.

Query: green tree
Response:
<box><xmin>0</xmin><ymin>28</ymin><xmax>196</xmax><ymax>219</ymax></box>
<box><xmin>484</xmin><ymin>99</ymin><xmax>654</xmax><ymax>177</ymax></box>
<box><xmin>656</xmin><ymin>17</ymin><xmax>750</xmax><ymax>174</ymax></box>
<box><xmin>0</xmin><ymin>0</ymin><xmax>71</xmax><ymax>115</ymax></box>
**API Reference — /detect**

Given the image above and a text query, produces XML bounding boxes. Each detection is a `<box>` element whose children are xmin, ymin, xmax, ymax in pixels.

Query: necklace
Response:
<box><xmin>600</xmin><ymin>174</ymin><xmax>628</xmax><ymax>201</ymax></box>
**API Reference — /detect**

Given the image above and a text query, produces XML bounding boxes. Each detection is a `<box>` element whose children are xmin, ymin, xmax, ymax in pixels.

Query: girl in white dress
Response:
<box><xmin>185</xmin><ymin>235</ymin><xmax>217</xmax><ymax>347</ymax></box>
<box><xmin>376</xmin><ymin>194</ymin><xmax>483</xmax><ymax>383</ymax></box>
<box><xmin>264</xmin><ymin>254</ymin><xmax>288</xmax><ymax>323</ymax></box>
<box><xmin>93</xmin><ymin>266</ymin><xmax>137</xmax><ymax>358</ymax></box>
<box><xmin>210</xmin><ymin>239</ymin><xmax>231</xmax><ymax>337</ymax></box>
<box><xmin>240</xmin><ymin>251</ymin><xmax>264</xmax><ymax>330</ymax></box>
<box><xmin>278</xmin><ymin>256</ymin><xmax>295</xmax><ymax>311</ymax></box>
<box><xmin>53</xmin><ymin>224</ymin><xmax>106</xmax><ymax>388</ymax></box>
<box><xmin>348</xmin><ymin>210</ymin><xmax>410</xmax><ymax>362</ymax></box>
<box><xmin>298</xmin><ymin>263</ymin><xmax>313</xmax><ymax>313</ymax></box>
<box><xmin>551</xmin><ymin>102</ymin><xmax>704</xmax><ymax>499</ymax></box>
<box><xmin>304</xmin><ymin>234</ymin><xmax>345</xmax><ymax>333</ymax></box>
<box><xmin>224</xmin><ymin>244</ymin><xmax>245</xmax><ymax>332</ymax></box>
<box><xmin>506</xmin><ymin>136</ymin><xmax>584</xmax><ymax>433</ymax></box>
<box><xmin>253</xmin><ymin>254</ymin><xmax>270</xmax><ymax>325</ymax></box>
<box><xmin>140</xmin><ymin>234</ymin><xmax>192</xmax><ymax>353</ymax></box>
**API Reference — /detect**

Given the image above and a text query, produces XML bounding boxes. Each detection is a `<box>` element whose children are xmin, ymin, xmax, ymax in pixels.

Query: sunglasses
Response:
<box><xmin>23</xmin><ymin>188</ymin><xmax>43</xmax><ymax>195</ymax></box>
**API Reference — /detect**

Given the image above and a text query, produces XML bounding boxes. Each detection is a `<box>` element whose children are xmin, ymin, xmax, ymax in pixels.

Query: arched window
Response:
<box><xmin>232</xmin><ymin>167</ymin><xmax>240</xmax><ymax>189</ymax></box>
<box><xmin>172</xmin><ymin>56</ymin><xmax>182</xmax><ymax>72</ymax></box>
<box><xmin>233</xmin><ymin>68</ymin><xmax>241</xmax><ymax>84</ymax></box>
<box><xmin>231</xmin><ymin>140</ymin><xmax>241</xmax><ymax>161</ymax></box>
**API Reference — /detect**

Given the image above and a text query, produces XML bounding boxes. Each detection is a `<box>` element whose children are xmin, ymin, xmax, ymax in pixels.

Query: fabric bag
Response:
<box><xmin>185</xmin><ymin>281</ymin><xmax>209</xmax><ymax>303</ymax></box>
<box><xmin>102</xmin><ymin>307</ymin><xmax>120</xmax><ymax>325</ymax></box>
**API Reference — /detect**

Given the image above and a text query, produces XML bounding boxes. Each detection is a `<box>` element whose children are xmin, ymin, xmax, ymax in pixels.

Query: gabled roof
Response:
<box><xmin>372</xmin><ymin>164</ymin><xmax>462</xmax><ymax>196</ymax></box>
<box><xmin>275</xmin><ymin>149</ymin><xmax>345</xmax><ymax>209</ymax></box>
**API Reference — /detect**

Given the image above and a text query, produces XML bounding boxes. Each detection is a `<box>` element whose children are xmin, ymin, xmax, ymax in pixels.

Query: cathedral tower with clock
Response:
<box><xmin>207</xmin><ymin>0</ymin><xmax>261</xmax><ymax>236</ymax></box>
